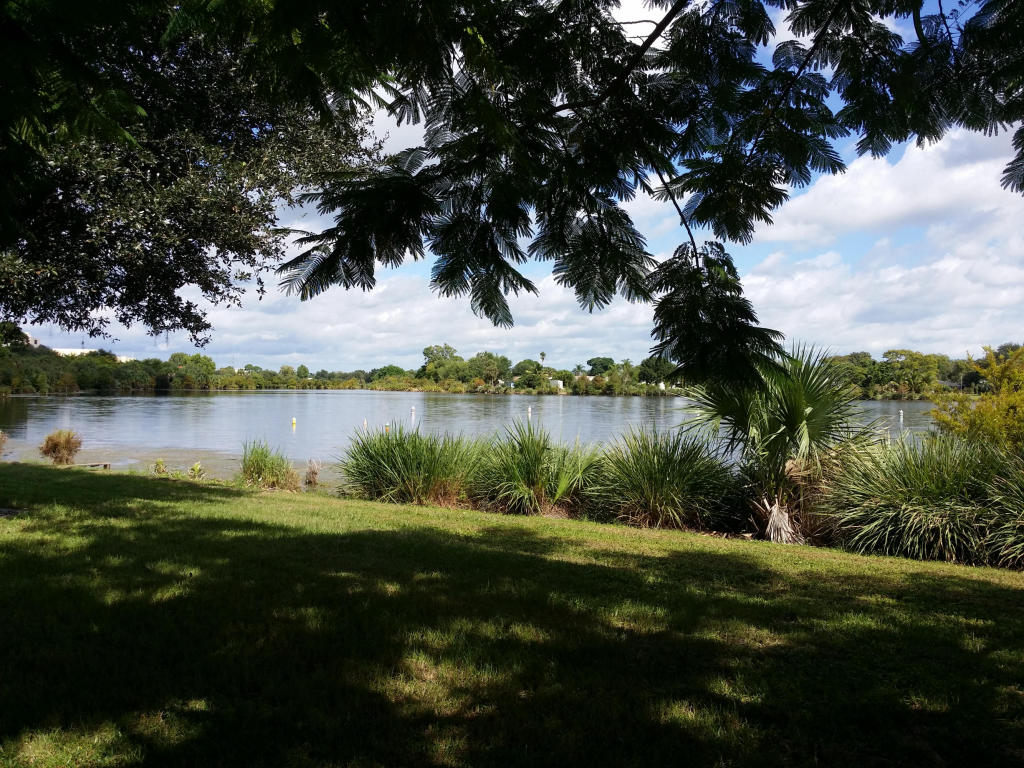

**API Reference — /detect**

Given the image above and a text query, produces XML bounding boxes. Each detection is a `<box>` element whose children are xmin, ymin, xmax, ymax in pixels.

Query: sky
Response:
<box><xmin>26</xmin><ymin>2</ymin><xmax>1024</xmax><ymax>373</ymax></box>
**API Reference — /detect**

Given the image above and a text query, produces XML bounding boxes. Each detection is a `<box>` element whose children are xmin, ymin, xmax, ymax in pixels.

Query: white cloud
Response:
<box><xmin>744</xmin><ymin>242</ymin><xmax>1024</xmax><ymax>357</ymax></box>
<box><xmin>755</xmin><ymin>130</ymin><xmax>1018</xmax><ymax>246</ymax></box>
<box><xmin>30</xmin><ymin>271</ymin><xmax>656</xmax><ymax>372</ymax></box>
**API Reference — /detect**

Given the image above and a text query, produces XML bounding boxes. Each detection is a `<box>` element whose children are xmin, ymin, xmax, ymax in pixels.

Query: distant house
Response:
<box><xmin>549</xmin><ymin>379</ymin><xmax>564</xmax><ymax>390</ymax></box>
<box><xmin>26</xmin><ymin>335</ymin><xmax>42</xmax><ymax>349</ymax></box>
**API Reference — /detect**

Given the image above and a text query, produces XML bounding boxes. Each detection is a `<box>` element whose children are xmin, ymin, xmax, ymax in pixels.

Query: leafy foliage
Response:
<box><xmin>4</xmin><ymin>0</ymin><xmax>1024</xmax><ymax>372</ymax></box>
<box><xmin>650</xmin><ymin>242</ymin><xmax>784</xmax><ymax>386</ymax></box>
<box><xmin>688</xmin><ymin>346</ymin><xmax>875</xmax><ymax>539</ymax></box>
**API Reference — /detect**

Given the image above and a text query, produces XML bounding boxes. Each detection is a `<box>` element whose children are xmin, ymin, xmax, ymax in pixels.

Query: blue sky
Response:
<box><xmin>27</xmin><ymin>2</ymin><xmax>1024</xmax><ymax>372</ymax></box>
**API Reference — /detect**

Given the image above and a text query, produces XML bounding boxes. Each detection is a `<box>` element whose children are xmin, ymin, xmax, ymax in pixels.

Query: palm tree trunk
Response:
<box><xmin>763</xmin><ymin>496</ymin><xmax>804</xmax><ymax>544</ymax></box>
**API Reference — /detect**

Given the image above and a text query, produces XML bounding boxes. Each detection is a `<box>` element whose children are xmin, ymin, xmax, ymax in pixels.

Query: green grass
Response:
<box><xmin>1</xmin><ymin>463</ymin><xmax>1023</xmax><ymax>767</ymax></box>
<box><xmin>240</xmin><ymin>440</ymin><xmax>299</xmax><ymax>490</ymax></box>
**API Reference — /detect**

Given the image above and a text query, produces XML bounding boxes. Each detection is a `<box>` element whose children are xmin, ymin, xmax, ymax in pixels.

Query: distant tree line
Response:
<box><xmin>828</xmin><ymin>344</ymin><xmax>1022</xmax><ymax>399</ymax></box>
<box><xmin>0</xmin><ymin>328</ymin><xmax>678</xmax><ymax>397</ymax></box>
<box><xmin>4</xmin><ymin>325</ymin><xmax>1018</xmax><ymax>400</ymax></box>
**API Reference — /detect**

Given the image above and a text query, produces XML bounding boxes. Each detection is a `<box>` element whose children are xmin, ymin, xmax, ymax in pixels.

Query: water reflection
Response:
<box><xmin>0</xmin><ymin>391</ymin><xmax>935</xmax><ymax>465</ymax></box>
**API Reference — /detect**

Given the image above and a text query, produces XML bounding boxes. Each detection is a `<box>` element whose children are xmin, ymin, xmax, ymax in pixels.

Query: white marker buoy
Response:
<box><xmin>527</xmin><ymin>405</ymin><xmax>532</xmax><ymax>423</ymax></box>
<box><xmin>411</xmin><ymin>406</ymin><xmax>416</xmax><ymax>427</ymax></box>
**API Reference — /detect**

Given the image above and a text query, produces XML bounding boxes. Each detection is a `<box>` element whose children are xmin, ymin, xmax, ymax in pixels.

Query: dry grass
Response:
<box><xmin>38</xmin><ymin>429</ymin><xmax>82</xmax><ymax>465</ymax></box>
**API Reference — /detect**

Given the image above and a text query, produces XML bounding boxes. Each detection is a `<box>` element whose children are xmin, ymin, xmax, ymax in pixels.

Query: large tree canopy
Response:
<box><xmin>2</xmin><ymin>0</ymin><xmax>1022</xmax><ymax>378</ymax></box>
<box><xmin>0</xmin><ymin>1</ymin><xmax>372</xmax><ymax>343</ymax></box>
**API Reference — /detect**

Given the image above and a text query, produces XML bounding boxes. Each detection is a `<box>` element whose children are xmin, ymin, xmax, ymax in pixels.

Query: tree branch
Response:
<box><xmin>653</xmin><ymin>164</ymin><xmax>699</xmax><ymax>261</ymax></box>
<box><xmin>547</xmin><ymin>0</ymin><xmax>690</xmax><ymax>116</ymax></box>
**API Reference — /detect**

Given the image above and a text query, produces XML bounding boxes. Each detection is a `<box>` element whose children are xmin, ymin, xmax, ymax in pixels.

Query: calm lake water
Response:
<box><xmin>0</xmin><ymin>391</ymin><xmax>935</xmax><ymax>476</ymax></box>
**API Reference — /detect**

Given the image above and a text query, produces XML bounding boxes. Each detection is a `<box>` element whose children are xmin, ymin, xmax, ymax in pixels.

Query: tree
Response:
<box><xmin>5</xmin><ymin>0</ymin><xmax>1024</xmax><ymax>379</ymax></box>
<box><xmin>512</xmin><ymin>359</ymin><xmax>541</xmax><ymax>377</ymax></box>
<box><xmin>539</xmin><ymin>352</ymin><xmax>546</xmax><ymax>366</ymax></box>
<box><xmin>369</xmin><ymin>365</ymin><xmax>406</xmax><ymax>381</ymax></box>
<box><xmin>689</xmin><ymin>347</ymin><xmax>872</xmax><ymax>542</ymax></box>
<box><xmin>637</xmin><ymin>355</ymin><xmax>676</xmax><ymax>384</ymax></box>
<box><xmin>586</xmin><ymin>357</ymin><xmax>615</xmax><ymax>377</ymax></box>
<box><xmin>0</xmin><ymin>3</ymin><xmax>372</xmax><ymax>343</ymax></box>
<box><xmin>467</xmin><ymin>351</ymin><xmax>510</xmax><ymax>384</ymax></box>
<box><xmin>296</xmin><ymin>365</ymin><xmax>310</xmax><ymax>379</ymax></box>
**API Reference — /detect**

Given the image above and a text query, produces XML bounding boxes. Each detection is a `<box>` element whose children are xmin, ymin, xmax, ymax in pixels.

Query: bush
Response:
<box><xmin>469</xmin><ymin>421</ymin><xmax>601</xmax><ymax>516</ymax></box>
<box><xmin>241</xmin><ymin>441</ymin><xmax>300</xmax><ymax>490</ymax></box>
<box><xmin>340</xmin><ymin>425</ymin><xmax>481</xmax><ymax>505</ymax></box>
<box><xmin>932</xmin><ymin>390</ymin><xmax>1024</xmax><ymax>455</ymax></box>
<box><xmin>597</xmin><ymin>429</ymin><xmax>737</xmax><ymax>529</ymax></box>
<box><xmin>188</xmin><ymin>462</ymin><xmax>206</xmax><ymax>480</ymax></box>
<box><xmin>822</xmin><ymin>435</ymin><xmax>1003</xmax><ymax>564</ymax></box>
<box><xmin>0</xmin><ymin>429</ymin><xmax>7</xmax><ymax>457</ymax></box>
<box><xmin>987</xmin><ymin>457</ymin><xmax>1024</xmax><ymax>569</ymax></box>
<box><xmin>39</xmin><ymin>429</ymin><xmax>82</xmax><ymax>465</ymax></box>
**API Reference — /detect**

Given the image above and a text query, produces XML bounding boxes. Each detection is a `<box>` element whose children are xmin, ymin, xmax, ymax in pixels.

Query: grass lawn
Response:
<box><xmin>1</xmin><ymin>463</ymin><xmax>1023</xmax><ymax>767</ymax></box>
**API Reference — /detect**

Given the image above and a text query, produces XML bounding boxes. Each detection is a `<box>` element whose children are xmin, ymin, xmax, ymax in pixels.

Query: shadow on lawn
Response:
<box><xmin>1</xmin><ymin>465</ymin><xmax>1023</xmax><ymax>767</ymax></box>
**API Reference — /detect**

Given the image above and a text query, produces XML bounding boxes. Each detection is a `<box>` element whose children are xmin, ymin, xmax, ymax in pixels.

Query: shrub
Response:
<box><xmin>188</xmin><ymin>462</ymin><xmax>206</xmax><ymax>480</ymax></box>
<box><xmin>932</xmin><ymin>390</ymin><xmax>1024</xmax><ymax>455</ymax></box>
<box><xmin>340</xmin><ymin>425</ymin><xmax>481</xmax><ymax>505</ymax></box>
<box><xmin>152</xmin><ymin>458</ymin><xmax>168</xmax><ymax>476</ymax></box>
<box><xmin>0</xmin><ymin>429</ymin><xmax>7</xmax><ymax>457</ymax></box>
<box><xmin>598</xmin><ymin>429</ymin><xmax>737</xmax><ymax>529</ymax></box>
<box><xmin>241</xmin><ymin>441</ymin><xmax>300</xmax><ymax>490</ymax></box>
<box><xmin>822</xmin><ymin>435</ymin><xmax>1003</xmax><ymax>564</ymax></box>
<box><xmin>469</xmin><ymin>421</ymin><xmax>600</xmax><ymax>516</ymax></box>
<box><xmin>987</xmin><ymin>457</ymin><xmax>1024</xmax><ymax>569</ymax></box>
<box><xmin>39</xmin><ymin>429</ymin><xmax>82</xmax><ymax>465</ymax></box>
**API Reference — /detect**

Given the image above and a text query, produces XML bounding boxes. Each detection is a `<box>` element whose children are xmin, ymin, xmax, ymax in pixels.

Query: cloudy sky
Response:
<box><xmin>28</xmin><ymin>4</ymin><xmax>1023</xmax><ymax>373</ymax></box>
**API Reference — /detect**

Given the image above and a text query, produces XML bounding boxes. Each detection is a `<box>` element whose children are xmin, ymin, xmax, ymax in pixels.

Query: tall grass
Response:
<box><xmin>340</xmin><ymin>425</ymin><xmax>482</xmax><ymax>505</ymax></box>
<box><xmin>598</xmin><ymin>428</ymin><xmax>737</xmax><ymax>529</ymax></box>
<box><xmin>241</xmin><ymin>440</ymin><xmax>300</xmax><ymax>490</ymax></box>
<box><xmin>822</xmin><ymin>435</ymin><xmax>1002</xmax><ymax>564</ymax></box>
<box><xmin>469</xmin><ymin>421</ymin><xmax>600</xmax><ymax>516</ymax></box>
<box><xmin>39</xmin><ymin>429</ymin><xmax>82</xmax><ymax>465</ymax></box>
<box><xmin>987</xmin><ymin>456</ymin><xmax>1024</xmax><ymax>569</ymax></box>
<box><xmin>0</xmin><ymin>429</ymin><xmax>7</xmax><ymax>456</ymax></box>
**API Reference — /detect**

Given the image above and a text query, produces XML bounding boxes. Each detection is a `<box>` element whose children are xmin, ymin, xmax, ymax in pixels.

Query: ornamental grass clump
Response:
<box><xmin>986</xmin><ymin>457</ymin><xmax>1024</xmax><ymax>569</ymax></box>
<box><xmin>822</xmin><ymin>435</ymin><xmax>1003</xmax><ymax>565</ymax></box>
<box><xmin>241</xmin><ymin>440</ymin><xmax>300</xmax><ymax>491</ymax></box>
<box><xmin>469</xmin><ymin>421</ymin><xmax>600</xmax><ymax>516</ymax></box>
<box><xmin>339</xmin><ymin>425</ymin><xmax>481</xmax><ymax>506</ymax></box>
<box><xmin>39</xmin><ymin>429</ymin><xmax>82</xmax><ymax>465</ymax></box>
<box><xmin>598</xmin><ymin>428</ymin><xmax>737</xmax><ymax>530</ymax></box>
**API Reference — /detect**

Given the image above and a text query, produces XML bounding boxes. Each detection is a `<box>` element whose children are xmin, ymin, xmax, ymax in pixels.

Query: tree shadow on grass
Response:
<box><xmin>1</xmin><ymin>467</ymin><xmax>1023</xmax><ymax>766</ymax></box>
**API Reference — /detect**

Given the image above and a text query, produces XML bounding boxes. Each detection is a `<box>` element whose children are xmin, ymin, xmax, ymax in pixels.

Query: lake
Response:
<box><xmin>0</xmin><ymin>391</ymin><xmax>936</xmax><ymax>477</ymax></box>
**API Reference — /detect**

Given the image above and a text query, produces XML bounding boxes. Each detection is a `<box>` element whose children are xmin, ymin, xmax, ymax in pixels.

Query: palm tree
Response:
<box><xmin>687</xmin><ymin>346</ymin><xmax>878</xmax><ymax>543</ymax></box>
<box><xmin>539</xmin><ymin>351</ymin><xmax>546</xmax><ymax>365</ymax></box>
<box><xmin>572</xmin><ymin>364</ymin><xmax>584</xmax><ymax>377</ymax></box>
